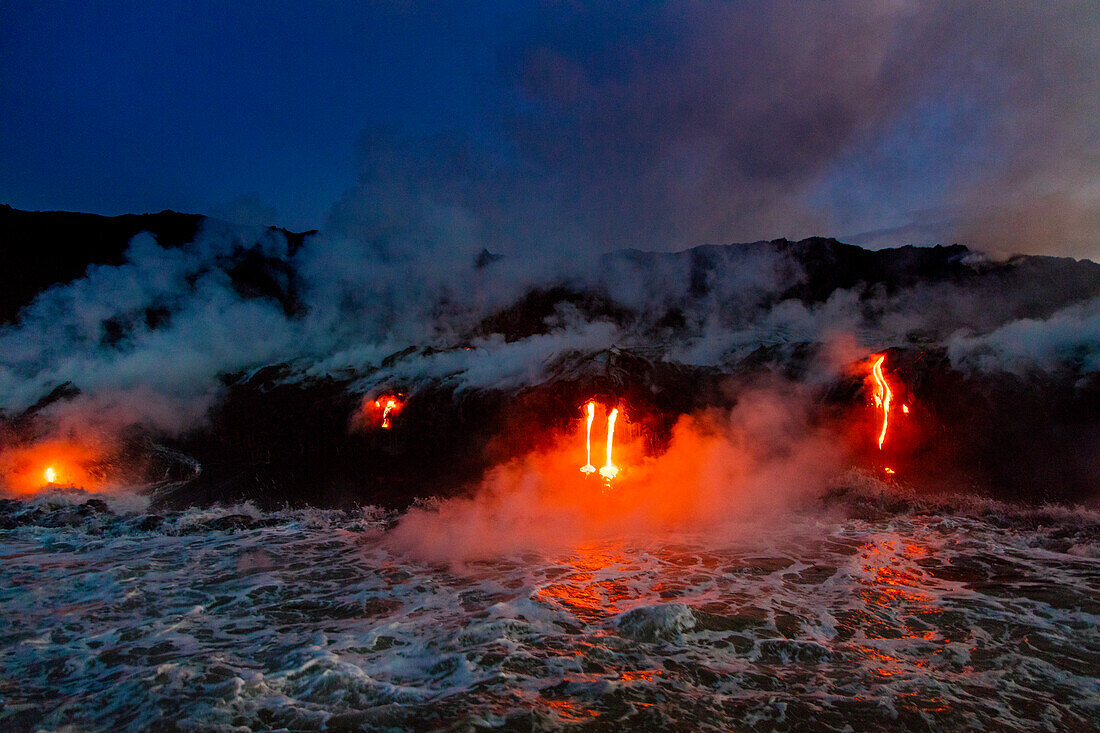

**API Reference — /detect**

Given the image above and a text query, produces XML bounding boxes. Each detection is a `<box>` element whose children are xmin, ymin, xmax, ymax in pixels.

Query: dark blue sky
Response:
<box><xmin>2</xmin><ymin>2</ymin><xmax>524</xmax><ymax>229</ymax></box>
<box><xmin>2</xmin><ymin>2</ymin><xmax>1097</xmax><ymax>256</ymax></box>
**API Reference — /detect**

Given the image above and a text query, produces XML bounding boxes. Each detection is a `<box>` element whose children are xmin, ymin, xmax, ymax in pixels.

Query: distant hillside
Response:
<box><xmin>0</xmin><ymin>205</ymin><xmax>313</xmax><ymax>325</ymax></box>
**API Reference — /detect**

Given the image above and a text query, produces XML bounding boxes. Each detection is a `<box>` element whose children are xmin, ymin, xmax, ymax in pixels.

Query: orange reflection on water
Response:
<box><xmin>542</xmin><ymin>699</ymin><xmax>601</xmax><ymax>723</ymax></box>
<box><xmin>855</xmin><ymin>646</ymin><xmax>905</xmax><ymax>678</ymax></box>
<box><xmin>533</xmin><ymin>542</ymin><xmax>650</xmax><ymax>624</ymax></box>
<box><xmin>856</xmin><ymin>538</ymin><xmax>941</xmax><ymax>619</ymax></box>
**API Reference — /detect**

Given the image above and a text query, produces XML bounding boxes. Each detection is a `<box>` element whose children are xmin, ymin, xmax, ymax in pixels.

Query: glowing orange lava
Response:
<box><xmin>381</xmin><ymin>399</ymin><xmax>397</xmax><ymax>428</ymax></box>
<box><xmin>599</xmin><ymin>408</ymin><xmax>620</xmax><ymax>481</ymax></box>
<box><xmin>0</xmin><ymin>440</ymin><xmax>101</xmax><ymax>496</ymax></box>
<box><xmin>871</xmin><ymin>354</ymin><xmax>893</xmax><ymax>450</ymax></box>
<box><xmin>363</xmin><ymin>393</ymin><xmax>405</xmax><ymax>430</ymax></box>
<box><xmin>862</xmin><ymin>354</ymin><xmax>916</xmax><ymax>475</ymax></box>
<box><xmin>578</xmin><ymin>402</ymin><xmax>621</xmax><ymax>481</ymax></box>
<box><xmin>580</xmin><ymin>401</ymin><xmax>597</xmax><ymax>475</ymax></box>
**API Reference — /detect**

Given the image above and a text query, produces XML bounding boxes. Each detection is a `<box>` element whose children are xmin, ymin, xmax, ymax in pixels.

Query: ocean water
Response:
<box><xmin>1</xmin><ymin>493</ymin><xmax>1098</xmax><ymax>731</ymax></box>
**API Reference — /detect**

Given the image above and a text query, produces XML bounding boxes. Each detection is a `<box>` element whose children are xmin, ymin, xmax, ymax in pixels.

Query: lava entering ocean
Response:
<box><xmin>579</xmin><ymin>401</ymin><xmax>621</xmax><ymax>482</ymax></box>
<box><xmin>580</xmin><ymin>401</ymin><xmax>597</xmax><ymax>476</ymax></box>
<box><xmin>388</xmin><ymin>383</ymin><xmax>849</xmax><ymax>561</ymax></box>
<box><xmin>599</xmin><ymin>407</ymin><xmax>620</xmax><ymax>481</ymax></box>
<box><xmin>0</xmin><ymin>439</ymin><xmax>102</xmax><ymax>495</ymax></box>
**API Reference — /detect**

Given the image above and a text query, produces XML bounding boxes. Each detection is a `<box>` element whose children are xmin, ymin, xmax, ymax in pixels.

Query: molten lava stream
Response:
<box><xmin>578</xmin><ymin>401</ymin><xmax>621</xmax><ymax>482</ymax></box>
<box><xmin>599</xmin><ymin>408</ymin><xmax>620</xmax><ymax>481</ymax></box>
<box><xmin>381</xmin><ymin>398</ymin><xmax>397</xmax><ymax>429</ymax></box>
<box><xmin>363</xmin><ymin>393</ymin><xmax>405</xmax><ymax>430</ymax></box>
<box><xmin>871</xmin><ymin>354</ymin><xmax>892</xmax><ymax>450</ymax></box>
<box><xmin>580</xmin><ymin>401</ymin><xmax>596</xmax><ymax>475</ymax></box>
<box><xmin>864</xmin><ymin>352</ymin><xmax>915</xmax><ymax>477</ymax></box>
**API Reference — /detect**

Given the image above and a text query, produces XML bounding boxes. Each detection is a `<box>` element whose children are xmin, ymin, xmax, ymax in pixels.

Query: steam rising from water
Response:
<box><xmin>389</xmin><ymin>386</ymin><xmax>847</xmax><ymax>562</ymax></box>
<box><xmin>3</xmin><ymin>8</ymin><xmax>1099</xmax><ymax>728</ymax></box>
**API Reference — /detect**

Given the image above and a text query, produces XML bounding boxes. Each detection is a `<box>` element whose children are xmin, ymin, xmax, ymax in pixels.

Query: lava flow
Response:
<box><xmin>600</xmin><ymin>408</ymin><xmax>620</xmax><ymax>480</ymax></box>
<box><xmin>580</xmin><ymin>401</ymin><xmax>597</xmax><ymax>475</ymax></box>
<box><xmin>362</xmin><ymin>393</ymin><xmax>405</xmax><ymax>430</ymax></box>
<box><xmin>0</xmin><ymin>439</ymin><xmax>101</xmax><ymax>496</ymax></box>
<box><xmin>579</xmin><ymin>402</ymin><xmax>621</xmax><ymax>481</ymax></box>
<box><xmin>381</xmin><ymin>399</ymin><xmax>397</xmax><ymax>429</ymax></box>
<box><xmin>871</xmin><ymin>354</ymin><xmax>893</xmax><ymax>450</ymax></box>
<box><xmin>865</xmin><ymin>353</ymin><xmax>915</xmax><ymax>476</ymax></box>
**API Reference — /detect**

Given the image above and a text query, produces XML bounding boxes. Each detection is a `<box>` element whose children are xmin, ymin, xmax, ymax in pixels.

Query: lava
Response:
<box><xmin>864</xmin><ymin>353</ymin><xmax>916</xmax><ymax>476</ymax></box>
<box><xmin>381</xmin><ymin>399</ymin><xmax>397</xmax><ymax>429</ymax></box>
<box><xmin>871</xmin><ymin>354</ymin><xmax>893</xmax><ymax>450</ymax></box>
<box><xmin>362</xmin><ymin>393</ymin><xmax>405</xmax><ymax>430</ymax></box>
<box><xmin>0</xmin><ymin>440</ymin><xmax>102</xmax><ymax>496</ymax></box>
<box><xmin>578</xmin><ymin>402</ymin><xmax>621</xmax><ymax>481</ymax></box>
<box><xmin>580</xmin><ymin>401</ymin><xmax>597</xmax><ymax>475</ymax></box>
<box><xmin>599</xmin><ymin>408</ymin><xmax>620</xmax><ymax>481</ymax></box>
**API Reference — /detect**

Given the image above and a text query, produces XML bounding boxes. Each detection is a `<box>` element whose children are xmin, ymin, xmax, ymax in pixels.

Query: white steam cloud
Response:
<box><xmin>948</xmin><ymin>298</ymin><xmax>1100</xmax><ymax>375</ymax></box>
<box><xmin>387</xmin><ymin>383</ymin><xmax>847</xmax><ymax>562</ymax></box>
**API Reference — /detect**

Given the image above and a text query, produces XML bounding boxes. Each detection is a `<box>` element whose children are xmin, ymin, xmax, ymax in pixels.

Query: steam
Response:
<box><xmin>1</xmin><ymin>217</ymin><xmax>1095</xmax><ymax>442</ymax></box>
<box><xmin>948</xmin><ymin>298</ymin><xmax>1100</xmax><ymax>375</ymax></box>
<box><xmin>387</xmin><ymin>384</ymin><xmax>846</xmax><ymax>562</ymax></box>
<box><xmin>0</xmin><ymin>227</ymin><xmax>299</xmax><ymax>434</ymax></box>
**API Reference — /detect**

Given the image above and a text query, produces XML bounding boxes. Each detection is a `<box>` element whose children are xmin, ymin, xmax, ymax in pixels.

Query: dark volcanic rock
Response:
<box><xmin>154</xmin><ymin>367</ymin><xmax>512</xmax><ymax>510</ymax></box>
<box><xmin>605</xmin><ymin>237</ymin><xmax>1100</xmax><ymax>325</ymax></box>
<box><xmin>493</xmin><ymin>347</ymin><xmax>731</xmax><ymax>460</ymax></box>
<box><xmin>2</xmin><ymin>217</ymin><xmax>1097</xmax><ymax>508</ymax></box>
<box><xmin>225</xmin><ymin>245</ymin><xmax>301</xmax><ymax>316</ymax></box>
<box><xmin>135</xmin><ymin>515</ymin><xmax>165</xmax><ymax>532</ymax></box>
<box><xmin>826</xmin><ymin>347</ymin><xmax>1100</xmax><ymax>502</ymax></box>
<box><xmin>152</xmin><ymin>348</ymin><xmax>730</xmax><ymax>510</ymax></box>
<box><xmin>79</xmin><ymin>499</ymin><xmax>111</xmax><ymax>515</ymax></box>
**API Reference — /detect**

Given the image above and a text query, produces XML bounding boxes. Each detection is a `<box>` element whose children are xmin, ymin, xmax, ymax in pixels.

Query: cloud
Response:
<box><xmin>489</xmin><ymin>3</ymin><xmax>1100</xmax><ymax>257</ymax></box>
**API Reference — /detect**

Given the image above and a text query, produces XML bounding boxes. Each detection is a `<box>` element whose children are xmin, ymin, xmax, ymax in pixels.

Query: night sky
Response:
<box><xmin>2</xmin><ymin>1</ymin><xmax>1098</xmax><ymax>257</ymax></box>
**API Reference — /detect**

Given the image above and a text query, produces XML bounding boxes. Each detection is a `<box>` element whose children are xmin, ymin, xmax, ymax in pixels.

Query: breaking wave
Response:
<box><xmin>2</xmin><ymin>491</ymin><xmax>1098</xmax><ymax>731</ymax></box>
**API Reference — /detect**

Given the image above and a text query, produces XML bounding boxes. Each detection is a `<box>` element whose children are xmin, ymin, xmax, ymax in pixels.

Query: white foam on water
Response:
<box><xmin>1</xmin><ymin>501</ymin><xmax>1098</xmax><ymax>731</ymax></box>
